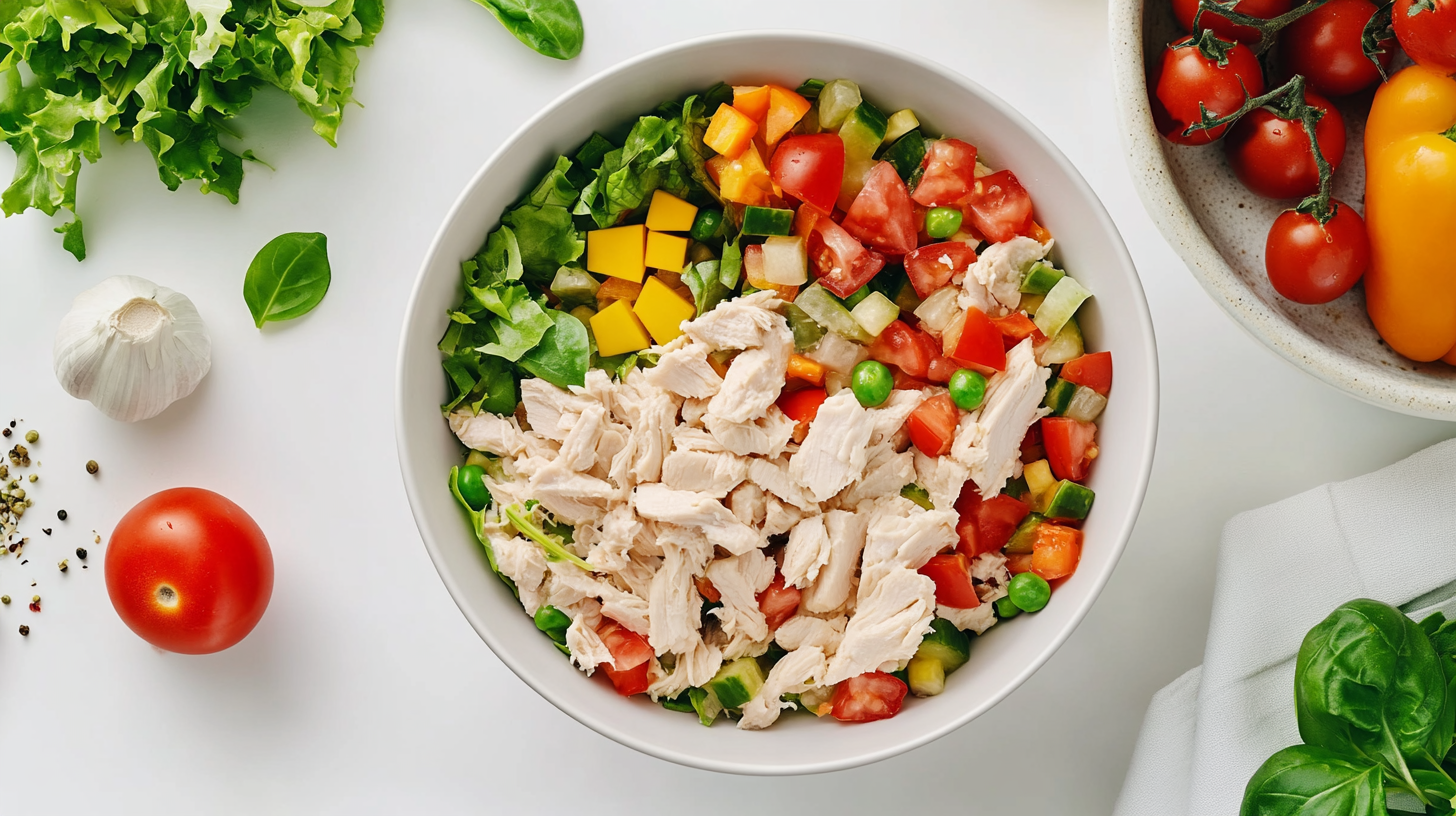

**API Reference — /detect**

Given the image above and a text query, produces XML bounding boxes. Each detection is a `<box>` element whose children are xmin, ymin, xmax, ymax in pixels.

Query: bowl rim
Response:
<box><xmin>1108</xmin><ymin>0</ymin><xmax>1456</xmax><ymax>421</ymax></box>
<box><xmin>395</xmin><ymin>28</ymin><xmax>1161</xmax><ymax>775</ymax></box>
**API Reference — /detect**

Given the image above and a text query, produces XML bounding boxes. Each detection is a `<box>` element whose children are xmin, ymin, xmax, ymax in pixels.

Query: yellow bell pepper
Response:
<box><xmin>1364</xmin><ymin>65</ymin><xmax>1456</xmax><ymax>363</ymax></box>
<box><xmin>590</xmin><ymin>300</ymin><xmax>652</xmax><ymax>357</ymax></box>
<box><xmin>633</xmin><ymin>276</ymin><xmax>696</xmax><ymax>345</ymax></box>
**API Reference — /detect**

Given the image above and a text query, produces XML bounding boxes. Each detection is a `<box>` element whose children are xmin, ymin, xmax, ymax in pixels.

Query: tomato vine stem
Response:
<box><xmin>1193</xmin><ymin>0</ymin><xmax>1335</xmax><ymax>54</ymax></box>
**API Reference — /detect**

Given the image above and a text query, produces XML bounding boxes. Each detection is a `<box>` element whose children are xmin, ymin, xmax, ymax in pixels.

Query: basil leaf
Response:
<box><xmin>469</xmin><ymin>0</ymin><xmax>584</xmax><ymax>61</ymax></box>
<box><xmin>1240</xmin><ymin>745</ymin><xmax>1384</xmax><ymax>816</ymax></box>
<box><xmin>517</xmin><ymin>309</ymin><xmax>589</xmax><ymax>388</ymax></box>
<box><xmin>243</xmin><ymin>232</ymin><xmax>332</xmax><ymax>328</ymax></box>
<box><xmin>1295</xmin><ymin>599</ymin><xmax>1447</xmax><ymax>781</ymax></box>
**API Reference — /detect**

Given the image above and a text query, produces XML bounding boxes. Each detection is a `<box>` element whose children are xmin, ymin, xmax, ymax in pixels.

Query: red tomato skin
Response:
<box><xmin>1224</xmin><ymin>91</ymin><xmax>1346</xmax><ymax>200</ymax></box>
<box><xmin>1283</xmin><ymin>0</ymin><xmax>1390</xmax><ymax>96</ymax></box>
<box><xmin>798</xmin><ymin>208</ymin><xmax>888</xmax><ymax>298</ymax></box>
<box><xmin>904</xmin><ymin>241</ymin><xmax>977</xmax><ymax>298</ymax></box>
<box><xmin>1060</xmin><ymin>351</ymin><xmax>1114</xmax><ymax>396</ymax></box>
<box><xmin>1394</xmin><ymin>0</ymin><xmax>1456</xmax><ymax>75</ymax></box>
<box><xmin>907</xmin><ymin>393</ymin><xmax>960</xmax><ymax>457</ymax></box>
<box><xmin>777</xmin><ymin>387</ymin><xmax>829</xmax><ymax>439</ymax></box>
<box><xmin>956</xmin><ymin>483</ymin><xmax>1033</xmax><ymax>559</ymax></box>
<box><xmin>598</xmin><ymin>618</ymin><xmax>654</xmax><ymax>671</ymax></box>
<box><xmin>912</xmin><ymin>139</ymin><xmax>980</xmax><ymax>207</ymax></box>
<box><xmin>1154</xmin><ymin>36</ymin><xmax>1266</xmax><ymax>145</ymax></box>
<box><xmin>1031</xmin><ymin>525</ymin><xmax>1083</xmax><ymax>582</ymax></box>
<box><xmin>1265</xmin><ymin>202</ymin><xmax>1370</xmax><ymax>304</ymax></box>
<box><xmin>830</xmin><ymin>672</ymin><xmax>908</xmax><ymax>722</ymax></box>
<box><xmin>925</xmin><ymin>354</ymin><xmax>960</xmax><ymax>384</ymax></box>
<box><xmin>951</xmin><ymin>307</ymin><xmax>1008</xmax><ymax>372</ymax></box>
<box><xmin>1042</xmin><ymin>417</ymin><xmax>1098</xmax><ymax>482</ymax></box>
<box><xmin>757</xmin><ymin>573</ymin><xmax>802</xmax><ymax>631</ymax></box>
<box><xmin>105</xmin><ymin>487</ymin><xmax>273</xmax><ymax>655</ymax></box>
<box><xmin>770</xmin><ymin>133</ymin><xmax>845</xmax><ymax>213</ymax></box>
<box><xmin>957</xmin><ymin>170</ymin><xmax>1035</xmax><ymax>244</ymax></box>
<box><xmin>918</xmin><ymin>553</ymin><xmax>982</xmax><ymax>608</ymax></box>
<box><xmin>1172</xmin><ymin>0</ymin><xmax>1296</xmax><ymax>43</ymax></box>
<box><xmin>600</xmin><ymin>661</ymin><xmax>652</xmax><ymax>696</ymax></box>
<box><xmin>1006</xmin><ymin>553</ymin><xmax>1035</xmax><ymax>575</ymax></box>
<box><xmin>842</xmin><ymin>161</ymin><xmax>919</xmax><ymax>254</ymax></box>
<box><xmin>868</xmin><ymin>320</ymin><xmax>931</xmax><ymax>379</ymax></box>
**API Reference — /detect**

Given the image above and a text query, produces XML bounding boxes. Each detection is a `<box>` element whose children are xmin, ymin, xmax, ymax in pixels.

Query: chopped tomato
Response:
<box><xmin>764</xmin><ymin>85</ymin><xmax>813</xmax><ymax>145</ymax></box>
<box><xmin>1031</xmin><ymin>524</ymin><xmax>1082</xmax><ymax>581</ymax></box>
<box><xmin>771</xmin><ymin>134</ymin><xmax>845</xmax><ymax>214</ymax></box>
<box><xmin>743</xmin><ymin>243</ymin><xmax>799</xmax><ymax>301</ymax></box>
<box><xmin>757</xmin><ymin>572</ymin><xmax>802</xmax><ymax>631</ymax></box>
<box><xmin>955</xmin><ymin>483</ymin><xmax>1032</xmax><ymax>558</ymax></box>
<box><xmin>892</xmin><ymin>367</ymin><xmax>931</xmax><ymax>391</ymax></box>
<box><xmin>1042</xmin><ymin>417</ymin><xmax>1098</xmax><ymax>481</ymax></box>
<box><xmin>1060</xmin><ymin>351</ymin><xmax>1113</xmax><ymax>396</ymax></box>
<box><xmin>1020</xmin><ymin>423</ymin><xmax>1044</xmax><ymax>463</ymax></box>
<box><xmin>918</xmin><ymin>553</ymin><xmax>982</xmax><ymax>608</ymax></box>
<box><xmin>796</xmin><ymin>206</ymin><xmax>887</xmax><ymax>298</ymax></box>
<box><xmin>904</xmin><ymin>241</ymin><xmax>977</xmax><ymax>298</ymax></box>
<box><xmin>597</xmin><ymin>618</ymin><xmax>654</xmax><ymax>696</ymax></box>
<box><xmin>778</xmin><ymin>387</ymin><xmax>828</xmax><ymax>442</ymax></box>
<box><xmin>959</xmin><ymin>169</ymin><xmax>1034</xmax><ymax>244</ymax></box>
<box><xmin>787</xmin><ymin>353</ymin><xmax>826</xmax><ymax>386</ymax></box>
<box><xmin>949</xmin><ymin>307</ymin><xmax>1007</xmax><ymax>372</ymax></box>
<box><xmin>906</xmin><ymin>393</ymin><xmax>959</xmax><ymax>457</ymax></box>
<box><xmin>732</xmin><ymin>85</ymin><xmax>771</xmax><ymax>121</ymax></box>
<box><xmin>926</xmin><ymin>353</ymin><xmax>960</xmax><ymax>384</ymax></box>
<box><xmin>705</xmin><ymin>103</ymin><xmax>759</xmax><ymax>159</ymax></box>
<box><xmin>1005</xmin><ymin>552</ymin><xmax>1035</xmax><ymax>575</ymax></box>
<box><xmin>695</xmin><ymin>576</ymin><xmax>721</xmax><ymax>603</ymax></box>
<box><xmin>868</xmin><ymin>320</ymin><xmax>930</xmax><ymax>379</ymax></box>
<box><xmin>830</xmin><ymin>671</ymin><xmax>908</xmax><ymax>722</ymax></box>
<box><xmin>991</xmin><ymin>312</ymin><xmax>1044</xmax><ymax>350</ymax></box>
<box><xmin>912</xmin><ymin>138</ymin><xmax>980</xmax><ymax>207</ymax></box>
<box><xmin>842</xmin><ymin>161</ymin><xmax>919</xmax><ymax>255</ymax></box>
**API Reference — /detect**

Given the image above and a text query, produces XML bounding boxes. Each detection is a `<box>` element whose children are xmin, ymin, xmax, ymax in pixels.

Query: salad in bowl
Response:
<box><xmin>437</xmin><ymin>75</ymin><xmax>1112</xmax><ymax>731</ymax></box>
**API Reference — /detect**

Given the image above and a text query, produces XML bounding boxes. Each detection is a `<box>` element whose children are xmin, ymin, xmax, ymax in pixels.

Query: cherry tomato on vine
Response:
<box><xmin>1153</xmin><ymin>35</ymin><xmax>1267</xmax><ymax>145</ymax></box>
<box><xmin>1394</xmin><ymin>0</ymin><xmax>1456</xmax><ymax>76</ymax></box>
<box><xmin>1283</xmin><ymin>0</ymin><xmax>1391</xmax><ymax>96</ymax></box>
<box><xmin>1265</xmin><ymin>201</ymin><xmax>1371</xmax><ymax>304</ymax></box>
<box><xmin>1224</xmin><ymin>89</ymin><xmax>1346</xmax><ymax>199</ymax></box>
<box><xmin>1172</xmin><ymin>0</ymin><xmax>1295</xmax><ymax>44</ymax></box>
<box><xmin>105</xmin><ymin>488</ymin><xmax>274</xmax><ymax>654</ymax></box>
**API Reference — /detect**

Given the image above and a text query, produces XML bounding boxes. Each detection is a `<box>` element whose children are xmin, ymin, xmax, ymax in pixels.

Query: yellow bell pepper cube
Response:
<box><xmin>704</xmin><ymin>103</ymin><xmax>758</xmax><ymax>159</ymax></box>
<box><xmin>586</xmin><ymin>224</ymin><xmax>646</xmax><ymax>282</ymax></box>
<box><xmin>633</xmin><ymin>276</ymin><xmax>697</xmax><ymax>345</ymax></box>
<box><xmin>644</xmin><ymin>231</ymin><xmax>689</xmax><ymax>272</ymax></box>
<box><xmin>645</xmin><ymin>190</ymin><xmax>698</xmax><ymax>232</ymax></box>
<box><xmin>590</xmin><ymin>299</ymin><xmax>653</xmax><ymax>357</ymax></box>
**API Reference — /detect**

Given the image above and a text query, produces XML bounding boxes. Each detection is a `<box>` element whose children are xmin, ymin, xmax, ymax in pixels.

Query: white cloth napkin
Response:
<box><xmin>1114</xmin><ymin>438</ymin><xmax>1456</xmax><ymax>816</ymax></box>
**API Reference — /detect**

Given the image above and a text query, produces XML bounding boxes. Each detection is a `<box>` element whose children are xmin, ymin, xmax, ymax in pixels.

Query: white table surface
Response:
<box><xmin>2</xmin><ymin>1</ymin><xmax>1450</xmax><ymax>812</ymax></box>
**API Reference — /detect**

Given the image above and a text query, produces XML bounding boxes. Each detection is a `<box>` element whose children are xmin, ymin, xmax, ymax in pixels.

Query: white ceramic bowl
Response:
<box><xmin>397</xmin><ymin>30</ymin><xmax>1159</xmax><ymax>775</ymax></box>
<box><xmin>1110</xmin><ymin>0</ymin><xmax>1456</xmax><ymax>420</ymax></box>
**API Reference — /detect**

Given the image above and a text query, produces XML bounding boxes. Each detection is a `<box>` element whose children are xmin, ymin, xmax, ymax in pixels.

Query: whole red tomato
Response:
<box><xmin>105</xmin><ymin>488</ymin><xmax>274</xmax><ymax>654</ymax></box>
<box><xmin>1283</xmin><ymin>0</ymin><xmax>1391</xmax><ymax>96</ymax></box>
<box><xmin>1224</xmin><ymin>90</ymin><xmax>1346</xmax><ymax>199</ymax></box>
<box><xmin>1265</xmin><ymin>201</ymin><xmax>1371</xmax><ymax>304</ymax></box>
<box><xmin>1154</xmin><ymin>35</ymin><xmax>1267</xmax><ymax>145</ymax></box>
<box><xmin>1394</xmin><ymin>0</ymin><xmax>1456</xmax><ymax>75</ymax></box>
<box><xmin>1172</xmin><ymin>0</ymin><xmax>1295</xmax><ymax>43</ymax></box>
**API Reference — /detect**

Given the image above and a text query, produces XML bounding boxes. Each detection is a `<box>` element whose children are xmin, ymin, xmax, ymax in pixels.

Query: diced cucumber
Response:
<box><xmin>797</xmin><ymin>283</ymin><xmax>872</xmax><ymax>343</ymax></box>
<box><xmin>741</xmin><ymin>206</ymin><xmax>795</xmax><ymax>236</ymax></box>
<box><xmin>661</xmin><ymin>691</ymin><xmax>696</xmax><ymax>713</ymax></box>
<box><xmin>550</xmin><ymin>266</ymin><xmax>599</xmax><ymax>309</ymax></box>
<box><xmin>796</xmin><ymin>78</ymin><xmax>826</xmax><ymax>99</ymax></box>
<box><xmin>761</xmin><ymin>235</ymin><xmax>808</xmax><ymax>285</ymax></box>
<box><xmin>842</xmin><ymin>286</ymin><xmax>871</xmax><ymax>309</ymax></box>
<box><xmin>883</xmin><ymin>109</ymin><xmax>920</xmax><ymax>146</ymax></box>
<box><xmin>900</xmin><ymin>483</ymin><xmax>934</xmax><ymax>510</ymax></box>
<box><xmin>839</xmin><ymin>101</ymin><xmax>889</xmax><ymax>162</ymax></box>
<box><xmin>1043</xmin><ymin>377</ymin><xmax>1076</xmax><ymax>414</ymax></box>
<box><xmin>995</xmin><ymin>596</ymin><xmax>1023</xmax><ymax>619</ymax></box>
<box><xmin>807</xmin><ymin>330</ymin><xmax>869</xmax><ymax>378</ymax></box>
<box><xmin>1023</xmin><ymin>459</ymin><xmax>1056</xmax><ymax>506</ymax></box>
<box><xmin>1020</xmin><ymin>262</ymin><xmax>1065</xmax><ymax>295</ymax></box>
<box><xmin>851</xmin><ymin>291</ymin><xmax>899</xmax><ymax>336</ymax></box>
<box><xmin>838</xmin><ymin>155</ymin><xmax>877</xmax><ymax>212</ymax></box>
<box><xmin>1004</xmin><ymin>513</ymin><xmax>1045</xmax><ymax>554</ymax></box>
<box><xmin>1037</xmin><ymin>315</ymin><xmax>1084</xmax><ymax>365</ymax></box>
<box><xmin>689</xmin><ymin>686</ymin><xmax>722</xmax><ymax>727</ymax></box>
<box><xmin>915</xmin><ymin>618</ymin><xmax>971</xmax><ymax>673</ymax></box>
<box><xmin>817</xmin><ymin>79</ymin><xmax>862</xmax><ymax>130</ymax></box>
<box><xmin>1064</xmin><ymin>385</ymin><xmax>1107</xmax><ymax>423</ymax></box>
<box><xmin>907</xmin><ymin>655</ymin><xmax>946</xmax><ymax>697</ymax></box>
<box><xmin>1044</xmin><ymin>480</ymin><xmax>1095</xmax><ymax>521</ymax></box>
<box><xmin>1003</xmin><ymin>475</ymin><xmax>1031</xmax><ymax>501</ymax></box>
<box><xmin>1019</xmin><ymin>293</ymin><xmax>1045</xmax><ymax>316</ymax></box>
<box><xmin>708</xmin><ymin>657</ymin><xmax>766</xmax><ymax>709</ymax></box>
<box><xmin>1034</xmin><ymin>276</ymin><xmax>1092</xmax><ymax>338</ymax></box>
<box><xmin>783</xmin><ymin>303</ymin><xmax>825</xmax><ymax>352</ymax></box>
<box><xmin>882</xmin><ymin>130</ymin><xmax>927</xmax><ymax>185</ymax></box>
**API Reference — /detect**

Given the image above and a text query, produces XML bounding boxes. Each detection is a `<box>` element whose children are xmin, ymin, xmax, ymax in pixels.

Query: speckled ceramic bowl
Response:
<box><xmin>1110</xmin><ymin>0</ymin><xmax>1456</xmax><ymax>420</ymax></box>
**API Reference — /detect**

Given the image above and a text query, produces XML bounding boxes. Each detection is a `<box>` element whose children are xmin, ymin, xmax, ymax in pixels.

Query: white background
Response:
<box><xmin>1</xmin><ymin>1</ymin><xmax>1450</xmax><ymax>813</ymax></box>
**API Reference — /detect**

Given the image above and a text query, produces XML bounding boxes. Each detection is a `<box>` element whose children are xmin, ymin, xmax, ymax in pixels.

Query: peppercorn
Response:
<box><xmin>76</xmin><ymin>547</ymin><xmax>87</xmax><ymax>560</ymax></box>
<box><xmin>56</xmin><ymin>509</ymin><xmax>67</xmax><ymax>521</ymax></box>
<box><xmin>85</xmin><ymin>460</ymin><xmax>99</xmax><ymax>475</ymax></box>
<box><xmin>1</xmin><ymin>595</ymin><xmax>9</xmax><ymax>604</ymax></box>
<box><xmin>27</xmin><ymin>474</ymin><xmax>36</xmax><ymax>483</ymax></box>
<box><xmin>23</xmin><ymin>430</ymin><xmax>37</xmax><ymax>444</ymax></box>
<box><xmin>18</xmin><ymin>625</ymin><xmax>28</xmax><ymax>636</ymax></box>
<box><xmin>2</xmin><ymin>429</ymin><xmax>9</xmax><ymax>438</ymax></box>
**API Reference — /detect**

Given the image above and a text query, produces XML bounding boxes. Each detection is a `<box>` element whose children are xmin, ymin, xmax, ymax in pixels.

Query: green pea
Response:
<box><xmin>994</xmin><ymin>596</ymin><xmax>1022</xmax><ymax>619</ymax></box>
<box><xmin>925</xmin><ymin>206</ymin><xmax>963</xmax><ymax>239</ymax></box>
<box><xmin>533</xmin><ymin>605</ymin><xmax>572</xmax><ymax>643</ymax></box>
<box><xmin>690</xmin><ymin>209</ymin><xmax>725</xmax><ymax>242</ymax></box>
<box><xmin>1007</xmin><ymin>572</ymin><xmax>1051</xmax><ymax>613</ymax></box>
<box><xmin>456</xmin><ymin>464</ymin><xmax>491</xmax><ymax>512</ymax></box>
<box><xmin>948</xmin><ymin>368</ymin><xmax>988</xmax><ymax>410</ymax></box>
<box><xmin>851</xmin><ymin>360</ymin><xmax>894</xmax><ymax>407</ymax></box>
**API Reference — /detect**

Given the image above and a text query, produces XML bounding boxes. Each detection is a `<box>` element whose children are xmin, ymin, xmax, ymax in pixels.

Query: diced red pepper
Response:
<box><xmin>949</xmin><ymin>307</ymin><xmax>1007</xmax><ymax>372</ymax></box>
<box><xmin>918</xmin><ymin>553</ymin><xmax>982</xmax><ymax>608</ymax></box>
<box><xmin>1060</xmin><ymin>351</ymin><xmax>1113</xmax><ymax>396</ymax></box>
<box><xmin>757</xmin><ymin>572</ymin><xmax>802</xmax><ymax>631</ymax></box>
<box><xmin>906</xmin><ymin>393</ymin><xmax>959</xmax><ymax>457</ymax></box>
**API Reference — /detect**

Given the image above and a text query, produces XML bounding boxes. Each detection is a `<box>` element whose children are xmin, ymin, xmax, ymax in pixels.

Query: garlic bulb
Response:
<box><xmin>53</xmin><ymin>276</ymin><xmax>212</xmax><ymax>423</ymax></box>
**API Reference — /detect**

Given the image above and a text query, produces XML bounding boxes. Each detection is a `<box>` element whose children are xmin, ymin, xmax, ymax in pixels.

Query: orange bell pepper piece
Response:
<box><xmin>596</xmin><ymin>277</ymin><xmax>643</xmax><ymax>310</ymax></box>
<box><xmin>786</xmin><ymin>354</ymin><xmax>826</xmax><ymax>386</ymax></box>
<box><xmin>1030</xmin><ymin>524</ymin><xmax>1082</xmax><ymax>581</ymax></box>
<box><xmin>705</xmin><ymin>103</ymin><xmax>758</xmax><ymax>160</ymax></box>
<box><xmin>764</xmin><ymin>85</ymin><xmax>811</xmax><ymax>146</ymax></box>
<box><xmin>732</xmin><ymin>86</ymin><xmax>771</xmax><ymax>121</ymax></box>
<box><xmin>708</xmin><ymin>142</ymin><xmax>773</xmax><ymax>207</ymax></box>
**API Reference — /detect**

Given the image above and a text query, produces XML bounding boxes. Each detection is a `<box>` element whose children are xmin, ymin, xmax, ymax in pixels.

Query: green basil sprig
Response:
<box><xmin>243</xmin><ymin>232</ymin><xmax>332</xmax><ymax>328</ymax></box>
<box><xmin>470</xmin><ymin>0</ymin><xmax>584</xmax><ymax>60</ymax></box>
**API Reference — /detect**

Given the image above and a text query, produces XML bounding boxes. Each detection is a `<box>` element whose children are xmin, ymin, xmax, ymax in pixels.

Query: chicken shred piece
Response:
<box><xmin>634</xmin><ymin>484</ymin><xmax>759</xmax><ymax>555</ymax></box>
<box><xmin>738</xmin><ymin>646</ymin><xmax>829</xmax><ymax>730</ymax></box>
<box><xmin>775</xmin><ymin>614</ymin><xmax>847</xmax><ymax>655</ymax></box>
<box><xmin>646</xmin><ymin>340</ymin><xmax>724</xmax><ymax>399</ymax></box>
<box><xmin>789</xmin><ymin>390</ymin><xmax>876</xmax><ymax>503</ymax></box>
<box><xmin>781</xmin><ymin>514</ymin><xmax>832</xmax><ymax>589</ymax></box>
<box><xmin>953</xmin><ymin>339</ymin><xmax>1050</xmax><ymax>498</ymax></box>
<box><xmin>824</xmin><ymin>568</ymin><xmax>937</xmax><ymax>685</ymax></box>
<box><xmin>705</xmin><ymin>550</ymin><xmax>776</xmax><ymax>645</ymax></box>
<box><xmin>449</xmin><ymin>411</ymin><xmax>527</xmax><ymax>457</ymax></box>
